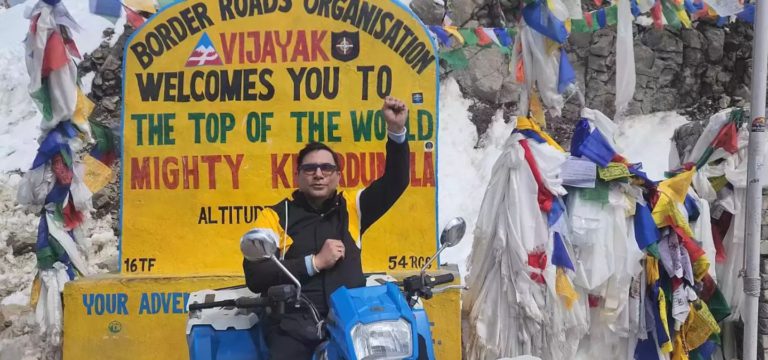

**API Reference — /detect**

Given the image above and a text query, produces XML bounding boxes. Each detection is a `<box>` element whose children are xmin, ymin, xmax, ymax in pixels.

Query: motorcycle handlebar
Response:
<box><xmin>188</xmin><ymin>297</ymin><xmax>269</xmax><ymax>311</ymax></box>
<box><xmin>431</xmin><ymin>273</ymin><xmax>454</xmax><ymax>286</ymax></box>
<box><xmin>235</xmin><ymin>297</ymin><xmax>270</xmax><ymax>308</ymax></box>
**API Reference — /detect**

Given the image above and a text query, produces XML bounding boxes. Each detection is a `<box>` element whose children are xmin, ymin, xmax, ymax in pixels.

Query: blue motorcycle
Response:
<box><xmin>186</xmin><ymin>217</ymin><xmax>466</xmax><ymax>360</ymax></box>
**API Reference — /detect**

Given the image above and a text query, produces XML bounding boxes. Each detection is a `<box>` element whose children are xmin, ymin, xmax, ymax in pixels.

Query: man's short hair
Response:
<box><xmin>297</xmin><ymin>142</ymin><xmax>340</xmax><ymax>167</ymax></box>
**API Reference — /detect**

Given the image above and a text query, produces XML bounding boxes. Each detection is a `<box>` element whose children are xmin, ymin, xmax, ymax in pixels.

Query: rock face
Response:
<box><xmin>412</xmin><ymin>0</ymin><xmax>757</xmax><ymax>144</ymax></box>
<box><xmin>565</xmin><ymin>22</ymin><xmax>754</xmax><ymax>120</ymax></box>
<box><xmin>77</xmin><ymin>26</ymin><xmax>133</xmax><ymax>221</ymax></box>
<box><xmin>452</xmin><ymin>47</ymin><xmax>521</xmax><ymax>104</ymax></box>
<box><xmin>80</xmin><ymin>25</ymin><xmax>133</xmax><ymax>130</ymax></box>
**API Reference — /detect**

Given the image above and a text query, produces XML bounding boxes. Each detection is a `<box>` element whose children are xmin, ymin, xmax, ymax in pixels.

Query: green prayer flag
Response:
<box><xmin>607</xmin><ymin>5</ymin><xmax>619</xmax><ymax>26</ymax></box>
<box><xmin>695</xmin><ymin>146</ymin><xmax>715</xmax><ymax>170</ymax></box>
<box><xmin>458</xmin><ymin>28</ymin><xmax>478</xmax><ymax>46</ymax></box>
<box><xmin>730</xmin><ymin>107</ymin><xmax>746</xmax><ymax>128</ymax></box>
<box><xmin>54</xmin><ymin>204</ymin><xmax>64</xmax><ymax>223</ymax></box>
<box><xmin>709</xmin><ymin>333</ymin><xmax>722</xmax><ymax>345</ymax></box>
<box><xmin>709</xmin><ymin>175</ymin><xmax>728</xmax><ymax>192</ymax></box>
<box><xmin>707</xmin><ymin>288</ymin><xmax>731</xmax><ymax>322</ymax></box>
<box><xmin>36</xmin><ymin>235</ymin><xmax>67</xmax><ymax>270</ymax></box>
<box><xmin>662</xmin><ymin>0</ymin><xmax>682</xmax><ymax>28</ymax></box>
<box><xmin>90</xmin><ymin>121</ymin><xmax>115</xmax><ymax>153</ymax></box>
<box><xmin>31</xmin><ymin>80</ymin><xmax>53</xmax><ymax>122</ymax></box>
<box><xmin>571</xmin><ymin>19</ymin><xmax>589</xmax><ymax>33</ymax></box>
<box><xmin>591</xmin><ymin>12</ymin><xmax>601</xmax><ymax>31</ymax></box>
<box><xmin>646</xmin><ymin>243</ymin><xmax>661</xmax><ymax>258</ymax></box>
<box><xmin>440</xmin><ymin>49</ymin><xmax>469</xmax><ymax>70</ymax></box>
<box><xmin>506</xmin><ymin>28</ymin><xmax>518</xmax><ymax>39</ymax></box>
<box><xmin>578</xmin><ymin>181</ymin><xmax>610</xmax><ymax>204</ymax></box>
<box><xmin>60</xmin><ymin>148</ymin><xmax>72</xmax><ymax>168</ymax></box>
<box><xmin>37</xmin><ymin>246</ymin><xmax>58</xmax><ymax>269</ymax></box>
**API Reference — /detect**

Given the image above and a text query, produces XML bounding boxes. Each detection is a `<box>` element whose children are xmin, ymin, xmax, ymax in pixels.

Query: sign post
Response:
<box><xmin>120</xmin><ymin>0</ymin><xmax>440</xmax><ymax>275</ymax></box>
<box><xmin>743</xmin><ymin>0</ymin><xmax>768</xmax><ymax>357</ymax></box>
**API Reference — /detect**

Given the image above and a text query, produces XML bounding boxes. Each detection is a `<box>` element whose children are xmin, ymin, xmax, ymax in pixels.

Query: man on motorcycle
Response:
<box><xmin>243</xmin><ymin>96</ymin><xmax>410</xmax><ymax>359</ymax></box>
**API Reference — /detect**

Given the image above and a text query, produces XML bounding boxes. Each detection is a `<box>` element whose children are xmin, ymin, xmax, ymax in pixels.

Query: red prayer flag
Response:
<box><xmin>712</xmin><ymin>122</ymin><xmax>739</xmax><ymax>153</ymax></box>
<box><xmin>63</xmin><ymin>201</ymin><xmax>84</xmax><ymax>230</ymax></box>
<box><xmin>672</xmin><ymin>224</ymin><xmax>706</xmax><ymax>260</ymax></box>
<box><xmin>710</xmin><ymin>211</ymin><xmax>731</xmax><ymax>263</ymax></box>
<box><xmin>588</xmin><ymin>294</ymin><xmax>602</xmax><ymax>308</ymax></box>
<box><xmin>42</xmin><ymin>31</ymin><xmax>69</xmax><ymax>77</ymax></box>
<box><xmin>64</xmin><ymin>38</ymin><xmax>82</xmax><ymax>60</ymax></box>
<box><xmin>475</xmin><ymin>27</ymin><xmax>492</xmax><ymax>46</ymax></box>
<box><xmin>30</xmin><ymin>14</ymin><xmax>40</xmax><ymax>35</ymax></box>
<box><xmin>520</xmin><ymin>139</ymin><xmax>554</xmax><ymax>213</ymax></box>
<box><xmin>528</xmin><ymin>250</ymin><xmax>548</xmax><ymax>284</ymax></box>
<box><xmin>51</xmin><ymin>154</ymin><xmax>73</xmax><ymax>185</ymax></box>
<box><xmin>651</xmin><ymin>0</ymin><xmax>664</xmax><ymax>29</ymax></box>
<box><xmin>124</xmin><ymin>5</ymin><xmax>145</xmax><ymax>29</ymax></box>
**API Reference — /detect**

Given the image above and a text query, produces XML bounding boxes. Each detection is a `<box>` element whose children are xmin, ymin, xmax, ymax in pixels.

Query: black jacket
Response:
<box><xmin>243</xmin><ymin>138</ymin><xmax>410</xmax><ymax>314</ymax></box>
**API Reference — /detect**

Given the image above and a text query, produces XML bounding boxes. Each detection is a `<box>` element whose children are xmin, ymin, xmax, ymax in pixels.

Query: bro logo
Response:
<box><xmin>331</xmin><ymin>31</ymin><xmax>359</xmax><ymax>62</ymax></box>
<box><xmin>108</xmin><ymin>320</ymin><xmax>122</xmax><ymax>334</ymax></box>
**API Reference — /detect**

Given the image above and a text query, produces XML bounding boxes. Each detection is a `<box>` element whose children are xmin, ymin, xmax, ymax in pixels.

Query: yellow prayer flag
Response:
<box><xmin>598</xmin><ymin>162</ymin><xmax>631</xmax><ymax>181</ymax></box>
<box><xmin>693</xmin><ymin>256</ymin><xmax>710</xmax><ymax>282</ymax></box>
<box><xmin>529</xmin><ymin>90</ymin><xmax>547</xmax><ymax>127</ymax></box>
<box><xmin>652</xmin><ymin>193</ymin><xmax>695</xmax><ymax>236</ymax></box>
<box><xmin>658</xmin><ymin>169</ymin><xmax>695</xmax><ymax>203</ymax></box>
<box><xmin>443</xmin><ymin>26</ymin><xmax>465</xmax><ymax>45</ymax></box>
<box><xmin>646</xmin><ymin>256</ymin><xmax>659</xmax><ymax>285</ymax></box>
<box><xmin>659</xmin><ymin>288</ymin><xmax>673</xmax><ymax>353</ymax></box>
<box><xmin>29</xmin><ymin>273</ymin><xmax>42</xmax><ymax>308</ymax></box>
<box><xmin>516</xmin><ymin>116</ymin><xmax>565</xmax><ymax>152</ymax></box>
<box><xmin>707</xmin><ymin>5</ymin><xmax>718</xmax><ymax>17</ymax></box>
<box><xmin>676</xmin><ymin>9</ymin><xmax>692</xmax><ymax>28</ymax></box>
<box><xmin>125</xmin><ymin>0</ymin><xmax>156</xmax><ymax>13</ymax></box>
<box><xmin>545</xmin><ymin>38</ymin><xmax>560</xmax><ymax>55</ymax></box>
<box><xmin>684</xmin><ymin>301</ymin><xmax>720</xmax><ymax>350</ymax></box>
<box><xmin>556</xmin><ymin>268</ymin><xmax>579</xmax><ymax>309</ymax></box>
<box><xmin>671</xmin><ymin>332</ymin><xmax>689</xmax><ymax>360</ymax></box>
<box><xmin>82</xmin><ymin>155</ymin><xmax>114</xmax><ymax>193</ymax></box>
<box><xmin>73</xmin><ymin>88</ymin><xmax>95</xmax><ymax>126</ymax></box>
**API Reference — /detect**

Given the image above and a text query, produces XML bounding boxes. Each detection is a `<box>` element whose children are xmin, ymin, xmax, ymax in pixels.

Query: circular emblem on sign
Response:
<box><xmin>108</xmin><ymin>321</ymin><xmax>122</xmax><ymax>334</ymax></box>
<box><xmin>752</xmin><ymin>117</ymin><xmax>766</xmax><ymax>132</ymax></box>
<box><xmin>424</xmin><ymin>141</ymin><xmax>434</xmax><ymax>151</ymax></box>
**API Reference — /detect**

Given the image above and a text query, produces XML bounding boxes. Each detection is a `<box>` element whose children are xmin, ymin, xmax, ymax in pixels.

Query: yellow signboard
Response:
<box><xmin>63</xmin><ymin>274</ymin><xmax>244</xmax><ymax>360</ymax></box>
<box><xmin>121</xmin><ymin>0</ymin><xmax>439</xmax><ymax>275</ymax></box>
<box><xmin>63</xmin><ymin>272</ymin><xmax>460</xmax><ymax>360</ymax></box>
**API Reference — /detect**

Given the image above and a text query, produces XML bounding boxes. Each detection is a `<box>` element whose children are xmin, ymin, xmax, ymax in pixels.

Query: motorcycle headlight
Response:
<box><xmin>351</xmin><ymin>319</ymin><xmax>412</xmax><ymax>360</ymax></box>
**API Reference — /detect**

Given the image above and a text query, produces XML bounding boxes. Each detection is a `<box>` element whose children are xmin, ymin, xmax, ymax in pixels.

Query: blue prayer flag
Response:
<box><xmin>522</xmin><ymin>0</ymin><xmax>569</xmax><ymax>44</ymax></box>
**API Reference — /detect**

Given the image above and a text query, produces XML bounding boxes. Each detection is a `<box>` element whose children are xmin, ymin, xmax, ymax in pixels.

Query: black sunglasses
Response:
<box><xmin>298</xmin><ymin>163</ymin><xmax>338</xmax><ymax>176</ymax></box>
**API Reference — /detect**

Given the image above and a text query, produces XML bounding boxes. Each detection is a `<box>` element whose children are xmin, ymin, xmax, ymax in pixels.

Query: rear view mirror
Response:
<box><xmin>439</xmin><ymin>217</ymin><xmax>466</xmax><ymax>248</ymax></box>
<box><xmin>240</xmin><ymin>229</ymin><xmax>279</xmax><ymax>261</ymax></box>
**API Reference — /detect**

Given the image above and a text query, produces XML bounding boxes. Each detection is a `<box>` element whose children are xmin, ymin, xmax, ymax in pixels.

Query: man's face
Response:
<box><xmin>297</xmin><ymin>150</ymin><xmax>340</xmax><ymax>202</ymax></box>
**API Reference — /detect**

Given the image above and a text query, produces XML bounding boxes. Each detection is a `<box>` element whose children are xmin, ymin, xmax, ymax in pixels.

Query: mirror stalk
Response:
<box><xmin>270</xmin><ymin>256</ymin><xmax>302</xmax><ymax>306</ymax></box>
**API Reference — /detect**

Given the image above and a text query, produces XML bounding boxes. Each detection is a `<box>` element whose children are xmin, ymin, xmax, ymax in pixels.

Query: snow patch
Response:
<box><xmin>437</xmin><ymin>77</ymin><xmax>516</xmax><ymax>275</ymax></box>
<box><xmin>615</xmin><ymin>111</ymin><xmax>689</xmax><ymax>180</ymax></box>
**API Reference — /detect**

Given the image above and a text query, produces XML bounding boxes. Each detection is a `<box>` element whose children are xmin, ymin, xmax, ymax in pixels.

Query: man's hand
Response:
<box><xmin>382</xmin><ymin>96</ymin><xmax>407</xmax><ymax>134</ymax></box>
<box><xmin>313</xmin><ymin>239</ymin><xmax>345</xmax><ymax>271</ymax></box>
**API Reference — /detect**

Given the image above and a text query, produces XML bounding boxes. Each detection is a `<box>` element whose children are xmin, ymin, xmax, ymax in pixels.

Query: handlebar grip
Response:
<box><xmin>235</xmin><ymin>297</ymin><xmax>269</xmax><ymax>308</ymax></box>
<box><xmin>431</xmin><ymin>273</ymin><xmax>455</xmax><ymax>286</ymax></box>
<box><xmin>188</xmin><ymin>297</ymin><xmax>268</xmax><ymax>311</ymax></box>
<box><xmin>188</xmin><ymin>299</ymin><xmax>236</xmax><ymax>311</ymax></box>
